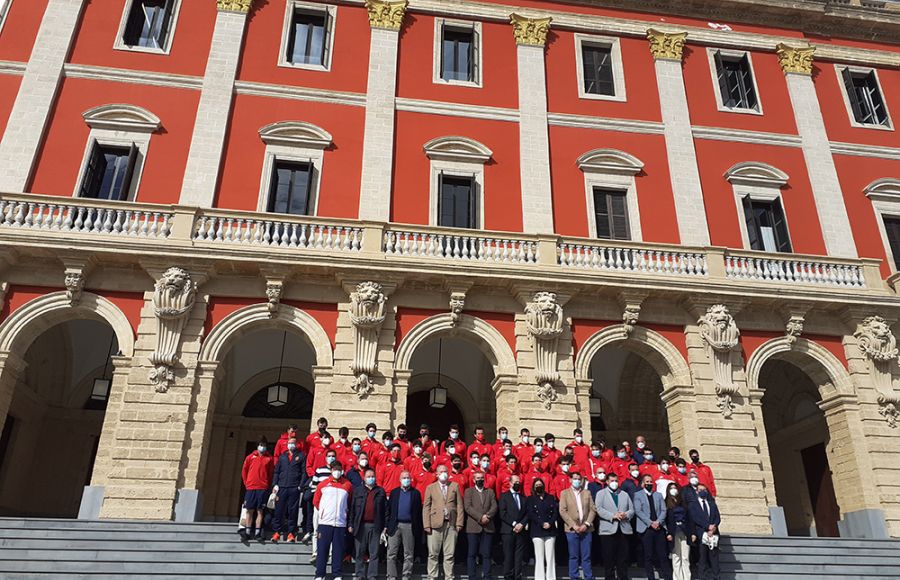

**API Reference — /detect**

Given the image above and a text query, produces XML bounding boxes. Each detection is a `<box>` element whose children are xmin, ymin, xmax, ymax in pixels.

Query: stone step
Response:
<box><xmin>0</xmin><ymin>538</ymin><xmax>314</xmax><ymax>552</ymax></box>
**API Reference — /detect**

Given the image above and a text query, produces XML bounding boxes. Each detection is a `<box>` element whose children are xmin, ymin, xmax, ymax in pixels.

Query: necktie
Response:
<box><xmin>648</xmin><ymin>492</ymin><xmax>657</xmax><ymax>521</ymax></box>
<box><xmin>703</xmin><ymin>499</ymin><xmax>709</xmax><ymax>518</ymax></box>
<box><xmin>513</xmin><ymin>493</ymin><xmax>520</xmax><ymax>510</ymax></box>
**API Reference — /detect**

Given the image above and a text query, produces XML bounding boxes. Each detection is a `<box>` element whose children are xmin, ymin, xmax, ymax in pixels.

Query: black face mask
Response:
<box><xmin>452</xmin><ymin>464</ymin><xmax>462</xmax><ymax>470</ymax></box>
<box><xmin>534</xmin><ymin>485</ymin><xmax>545</xmax><ymax>494</ymax></box>
<box><xmin>644</xmin><ymin>484</ymin><xmax>654</xmax><ymax>492</ymax></box>
<box><xmin>475</xmin><ymin>480</ymin><xmax>484</xmax><ymax>489</ymax></box>
<box><xmin>398</xmin><ymin>433</ymin><xmax>407</xmax><ymax>440</ymax></box>
<box><xmin>691</xmin><ymin>456</ymin><xmax>700</xmax><ymax>464</ymax></box>
<box><xmin>511</xmin><ymin>482</ymin><xmax>521</xmax><ymax>492</ymax></box>
<box><xmin>423</xmin><ymin>462</ymin><xmax>432</xmax><ymax>469</ymax></box>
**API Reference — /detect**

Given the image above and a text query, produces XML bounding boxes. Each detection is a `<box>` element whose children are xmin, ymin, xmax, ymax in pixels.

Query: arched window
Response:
<box><xmin>424</xmin><ymin>136</ymin><xmax>493</xmax><ymax>230</ymax></box>
<box><xmin>577</xmin><ymin>149</ymin><xmax>644</xmax><ymax>241</ymax></box>
<box><xmin>725</xmin><ymin>162</ymin><xmax>792</xmax><ymax>253</ymax></box>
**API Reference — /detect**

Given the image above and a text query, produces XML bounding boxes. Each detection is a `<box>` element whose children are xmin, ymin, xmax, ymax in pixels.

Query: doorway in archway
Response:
<box><xmin>406</xmin><ymin>391</ymin><xmax>465</xmax><ymax>442</ymax></box>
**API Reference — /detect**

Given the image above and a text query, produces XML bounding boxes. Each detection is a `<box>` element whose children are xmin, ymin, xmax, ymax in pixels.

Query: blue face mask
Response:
<box><xmin>617</xmin><ymin>452</ymin><xmax>626</xmax><ymax>459</ymax></box>
<box><xmin>352</xmin><ymin>444</ymin><xmax>361</xmax><ymax>453</ymax></box>
<box><xmin>365</xmin><ymin>476</ymin><xmax>376</xmax><ymax>487</ymax></box>
<box><xmin>572</xmin><ymin>479</ymin><xmax>582</xmax><ymax>489</ymax></box>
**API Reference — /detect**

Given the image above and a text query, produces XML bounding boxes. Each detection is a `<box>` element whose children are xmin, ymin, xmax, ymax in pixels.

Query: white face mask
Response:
<box><xmin>608</xmin><ymin>481</ymin><xmax>619</xmax><ymax>491</ymax></box>
<box><xmin>689</xmin><ymin>477</ymin><xmax>699</xmax><ymax>486</ymax></box>
<box><xmin>534</xmin><ymin>445</ymin><xmax>543</xmax><ymax>454</ymax></box>
<box><xmin>450</xmin><ymin>432</ymin><xmax>459</xmax><ymax>440</ymax></box>
<box><xmin>500</xmin><ymin>432</ymin><xmax>508</xmax><ymax>441</ymax></box>
<box><xmin>359</xmin><ymin>459</ymin><xmax>368</xmax><ymax>467</ymax></box>
<box><xmin>438</xmin><ymin>472</ymin><xmax>449</xmax><ymax>483</ymax></box>
<box><xmin>561</xmin><ymin>464</ymin><xmax>570</xmax><ymax>473</ymax></box>
<box><xmin>522</xmin><ymin>436</ymin><xmax>530</xmax><ymax>444</ymax></box>
<box><xmin>630</xmin><ymin>469</ymin><xmax>640</xmax><ymax>479</ymax></box>
<box><xmin>447</xmin><ymin>447</ymin><xmax>455</xmax><ymax>455</ymax></box>
<box><xmin>480</xmin><ymin>460</ymin><xmax>490</xmax><ymax>469</ymax></box>
<box><xmin>596</xmin><ymin>473</ymin><xmax>606</xmax><ymax>481</ymax></box>
<box><xmin>503</xmin><ymin>449</ymin><xmax>510</xmax><ymax>456</ymax></box>
<box><xmin>669</xmin><ymin>488</ymin><xmax>679</xmax><ymax>497</ymax></box>
<box><xmin>340</xmin><ymin>437</ymin><xmax>348</xmax><ymax>444</ymax></box>
<box><xmin>367</xmin><ymin>431</ymin><xmax>376</xmax><ymax>439</ymax></box>
<box><xmin>575</xmin><ymin>436</ymin><xmax>583</xmax><ymax>444</ymax></box>
<box><xmin>332</xmin><ymin>470</ymin><xmax>343</xmax><ymax>479</ymax></box>
<box><xmin>637</xmin><ymin>441</ymin><xmax>646</xmax><ymax>450</ymax></box>
<box><xmin>287</xmin><ymin>443</ymin><xmax>296</xmax><ymax>452</ymax></box>
<box><xmin>660</xmin><ymin>463</ymin><xmax>670</xmax><ymax>472</ymax></box>
<box><xmin>547</xmin><ymin>441</ymin><xmax>555</xmax><ymax>449</ymax></box>
<box><xmin>322</xmin><ymin>438</ymin><xmax>331</xmax><ymax>447</ymax></box>
<box><xmin>414</xmin><ymin>447</ymin><xmax>422</xmax><ymax>455</ymax></box>
<box><xmin>326</xmin><ymin>456</ymin><xmax>336</xmax><ymax>465</ymax></box>
<box><xmin>257</xmin><ymin>445</ymin><xmax>266</xmax><ymax>453</ymax></box>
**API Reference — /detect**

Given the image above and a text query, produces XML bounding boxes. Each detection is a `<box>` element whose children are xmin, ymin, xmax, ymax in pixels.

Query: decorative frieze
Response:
<box><xmin>647</xmin><ymin>28</ymin><xmax>687</xmax><ymax>61</ymax></box>
<box><xmin>364</xmin><ymin>0</ymin><xmax>408</xmax><ymax>30</ymax></box>
<box><xmin>698</xmin><ymin>304</ymin><xmax>741</xmax><ymax>418</ymax></box>
<box><xmin>510</xmin><ymin>13</ymin><xmax>552</xmax><ymax>47</ymax></box>
<box><xmin>217</xmin><ymin>0</ymin><xmax>253</xmax><ymax>13</ymax></box>
<box><xmin>148</xmin><ymin>267</ymin><xmax>198</xmax><ymax>393</ymax></box>
<box><xmin>525</xmin><ymin>291</ymin><xmax>564</xmax><ymax>410</ymax></box>
<box><xmin>854</xmin><ymin>315</ymin><xmax>900</xmax><ymax>427</ymax></box>
<box><xmin>349</xmin><ymin>281</ymin><xmax>387</xmax><ymax>399</ymax></box>
<box><xmin>775</xmin><ymin>43</ymin><xmax>815</xmax><ymax>75</ymax></box>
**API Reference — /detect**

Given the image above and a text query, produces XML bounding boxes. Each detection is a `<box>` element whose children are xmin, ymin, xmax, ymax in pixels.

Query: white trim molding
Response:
<box><xmin>578</xmin><ymin>148</ymin><xmax>643</xmax><ymax>241</ymax></box>
<box><xmin>113</xmin><ymin>0</ymin><xmax>183</xmax><ymax>56</ymax></box>
<box><xmin>574</xmin><ymin>33</ymin><xmax>626</xmax><ymax>102</ymax></box>
<box><xmin>423</xmin><ymin>135</ymin><xmax>492</xmax><ymax>163</ymax></box>
<box><xmin>82</xmin><ymin>103</ymin><xmax>162</xmax><ymax>133</ymax></box>
<box><xmin>866</xmin><ymin>178</ymin><xmax>900</xmax><ymax>274</ymax></box>
<box><xmin>258</xmin><ymin>120</ymin><xmax>333</xmax><ymax>149</ymax></box>
<box><xmin>278</xmin><ymin>1</ymin><xmax>337</xmax><ymax>72</ymax></box>
<box><xmin>705</xmin><ymin>47</ymin><xmax>763</xmax><ymax>116</ymax></box>
<box><xmin>256</xmin><ymin>121</ymin><xmax>330</xmax><ymax>215</ymax></box>
<box><xmin>425</xmin><ymin>136</ymin><xmax>491</xmax><ymax>229</ymax></box>
<box><xmin>433</xmin><ymin>17</ymin><xmax>483</xmax><ymax>88</ymax></box>
<box><xmin>725</xmin><ymin>161</ymin><xmax>791</xmax><ymax>251</ymax></box>
<box><xmin>833</xmin><ymin>63</ymin><xmax>894</xmax><ymax>132</ymax></box>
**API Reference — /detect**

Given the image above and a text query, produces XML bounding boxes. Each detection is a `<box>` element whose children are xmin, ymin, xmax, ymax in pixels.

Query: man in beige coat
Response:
<box><xmin>423</xmin><ymin>464</ymin><xmax>465</xmax><ymax>580</ymax></box>
<box><xmin>559</xmin><ymin>472</ymin><xmax>597</xmax><ymax>580</ymax></box>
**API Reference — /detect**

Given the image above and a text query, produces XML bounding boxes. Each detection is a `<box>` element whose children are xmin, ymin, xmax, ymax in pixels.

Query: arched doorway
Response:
<box><xmin>200</xmin><ymin>328</ymin><xmax>317</xmax><ymax>520</ymax></box>
<box><xmin>406</xmin><ymin>390</ymin><xmax>465</xmax><ymax>442</ymax></box>
<box><xmin>0</xmin><ymin>318</ymin><xmax>118</xmax><ymax>517</ymax></box>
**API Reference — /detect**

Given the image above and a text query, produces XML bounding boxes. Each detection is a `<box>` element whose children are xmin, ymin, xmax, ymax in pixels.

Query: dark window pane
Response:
<box><xmin>442</xmin><ymin>28</ymin><xmax>474</xmax><ymax>82</ymax></box>
<box><xmin>123</xmin><ymin>0</ymin><xmax>173</xmax><ymax>49</ymax></box>
<box><xmin>593</xmin><ymin>188</ymin><xmax>629</xmax><ymax>240</ymax></box>
<box><xmin>743</xmin><ymin>197</ymin><xmax>791</xmax><ymax>253</ymax></box>
<box><xmin>80</xmin><ymin>144</ymin><xmax>136</xmax><ymax>201</ymax></box>
<box><xmin>288</xmin><ymin>11</ymin><xmax>327</xmax><ymax>65</ymax></box>
<box><xmin>582</xmin><ymin>44</ymin><xmax>615</xmax><ymax>96</ymax></box>
<box><xmin>842</xmin><ymin>68</ymin><xmax>889</xmax><ymax>126</ymax></box>
<box><xmin>715</xmin><ymin>52</ymin><xmax>758</xmax><ymax>110</ymax></box>
<box><xmin>438</xmin><ymin>175</ymin><xmax>475</xmax><ymax>229</ymax></box>
<box><xmin>884</xmin><ymin>217</ymin><xmax>900</xmax><ymax>270</ymax></box>
<box><xmin>268</xmin><ymin>161</ymin><xmax>313</xmax><ymax>216</ymax></box>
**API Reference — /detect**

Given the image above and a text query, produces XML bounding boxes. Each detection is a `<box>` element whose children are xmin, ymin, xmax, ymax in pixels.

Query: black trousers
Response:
<box><xmin>501</xmin><ymin>531</ymin><xmax>528</xmax><ymax>580</ymax></box>
<box><xmin>600</xmin><ymin>529</ymin><xmax>630</xmax><ymax>580</ymax></box>
<box><xmin>698</xmin><ymin>544</ymin><xmax>720</xmax><ymax>580</ymax></box>
<box><xmin>272</xmin><ymin>487</ymin><xmax>300</xmax><ymax>535</ymax></box>
<box><xmin>640</xmin><ymin>528</ymin><xmax>672</xmax><ymax>580</ymax></box>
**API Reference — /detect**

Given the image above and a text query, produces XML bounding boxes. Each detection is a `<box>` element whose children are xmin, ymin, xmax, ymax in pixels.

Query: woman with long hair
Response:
<box><xmin>525</xmin><ymin>478</ymin><xmax>558</xmax><ymax>580</ymax></box>
<box><xmin>665</xmin><ymin>482</ymin><xmax>693</xmax><ymax>580</ymax></box>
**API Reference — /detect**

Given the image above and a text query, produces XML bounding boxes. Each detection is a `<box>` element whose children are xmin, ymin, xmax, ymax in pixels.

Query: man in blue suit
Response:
<box><xmin>687</xmin><ymin>484</ymin><xmax>721</xmax><ymax>580</ymax></box>
<box><xmin>385</xmin><ymin>470</ymin><xmax>423</xmax><ymax>580</ymax></box>
<box><xmin>633</xmin><ymin>474</ymin><xmax>672</xmax><ymax>580</ymax></box>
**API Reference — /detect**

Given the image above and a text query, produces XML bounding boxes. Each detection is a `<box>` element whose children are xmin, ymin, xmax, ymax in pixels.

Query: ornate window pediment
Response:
<box><xmin>576</xmin><ymin>149</ymin><xmax>644</xmax><ymax>176</ymax></box>
<box><xmin>725</xmin><ymin>162</ymin><xmax>789</xmax><ymax>188</ymax></box>
<box><xmin>259</xmin><ymin>121</ymin><xmax>333</xmax><ymax>149</ymax></box>
<box><xmin>865</xmin><ymin>178</ymin><xmax>900</xmax><ymax>203</ymax></box>
<box><xmin>82</xmin><ymin>104</ymin><xmax>161</xmax><ymax>133</ymax></box>
<box><xmin>423</xmin><ymin>136</ymin><xmax>492</xmax><ymax>163</ymax></box>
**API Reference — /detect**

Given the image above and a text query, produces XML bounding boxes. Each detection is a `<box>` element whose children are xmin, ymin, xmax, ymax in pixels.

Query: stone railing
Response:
<box><xmin>0</xmin><ymin>194</ymin><xmax>172</xmax><ymax>239</ymax></box>
<box><xmin>558</xmin><ymin>239</ymin><xmax>708</xmax><ymax>277</ymax></box>
<box><xmin>192</xmin><ymin>210</ymin><xmax>365</xmax><ymax>253</ymax></box>
<box><xmin>384</xmin><ymin>226</ymin><xmax>539</xmax><ymax>265</ymax></box>
<box><xmin>724</xmin><ymin>250</ymin><xmax>867</xmax><ymax>287</ymax></box>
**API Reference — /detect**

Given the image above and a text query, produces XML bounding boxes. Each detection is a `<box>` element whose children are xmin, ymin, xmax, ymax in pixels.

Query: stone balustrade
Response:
<box><xmin>725</xmin><ymin>251</ymin><xmax>867</xmax><ymax>287</ymax></box>
<box><xmin>384</xmin><ymin>226</ymin><xmax>539</xmax><ymax>264</ymax></box>
<box><xmin>193</xmin><ymin>211</ymin><xmax>364</xmax><ymax>253</ymax></box>
<box><xmin>558</xmin><ymin>239</ymin><xmax>708</xmax><ymax>277</ymax></box>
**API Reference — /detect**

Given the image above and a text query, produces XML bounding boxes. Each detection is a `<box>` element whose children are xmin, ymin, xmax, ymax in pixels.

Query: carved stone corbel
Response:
<box><xmin>265</xmin><ymin>280</ymin><xmax>284</xmax><ymax>318</ymax></box>
<box><xmin>348</xmin><ymin>281</ymin><xmax>387</xmax><ymax>399</ymax></box>
<box><xmin>854</xmin><ymin>315</ymin><xmax>900</xmax><ymax>427</ymax></box>
<box><xmin>450</xmin><ymin>292</ymin><xmax>466</xmax><ymax>327</ymax></box>
<box><xmin>0</xmin><ymin>281</ymin><xmax>8</xmax><ymax>313</ymax></box>
<box><xmin>785</xmin><ymin>315</ymin><xmax>805</xmax><ymax>345</ymax></box>
<box><xmin>60</xmin><ymin>256</ymin><xmax>96</xmax><ymax>306</ymax></box>
<box><xmin>525</xmin><ymin>291</ymin><xmax>565</xmax><ymax>410</ymax></box>
<box><xmin>698</xmin><ymin>304</ymin><xmax>741</xmax><ymax>418</ymax></box>
<box><xmin>148</xmin><ymin>267</ymin><xmax>198</xmax><ymax>393</ymax></box>
<box><xmin>618</xmin><ymin>290</ymin><xmax>649</xmax><ymax>336</ymax></box>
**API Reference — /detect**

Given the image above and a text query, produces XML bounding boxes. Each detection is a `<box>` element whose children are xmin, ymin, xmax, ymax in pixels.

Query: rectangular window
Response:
<box><xmin>842</xmin><ymin>68</ymin><xmax>889</xmax><ymax>127</ymax></box>
<box><xmin>122</xmin><ymin>0</ymin><xmax>175</xmax><ymax>49</ymax></box>
<box><xmin>582</xmin><ymin>44</ymin><xmax>615</xmax><ymax>96</ymax></box>
<box><xmin>883</xmin><ymin>217</ymin><xmax>900</xmax><ymax>270</ymax></box>
<box><xmin>441</xmin><ymin>26</ymin><xmax>475</xmax><ymax>82</ymax></box>
<box><xmin>287</xmin><ymin>9</ymin><xmax>328</xmax><ymax>66</ymax></box>
<box><xmin>438</xmin><ymin>174</ymin><xmax>476</xmax><ymax>229</ymax></box>
<box><xmin>714</xmin><ymin>51</ymin><xmax>758</xmax><ymax>110</ymax></box>
<box><xmin>267</xmin><ymin>161</ymin><xmax>313</xmax><ymax>216</ymax></box>
<box><xmin>79</xmin><ymin>143</ymin><xmax>138</xmax><ymax>201</ymax></box>
<box><xmin>593</xmin><ymin>188</ymin><xmax>630</xmax><ymax>241</ymax></box>
<box><xmin>742</xmin><ymin>196</ymin><xmax>792</xmax><ymax>253</ymax></box>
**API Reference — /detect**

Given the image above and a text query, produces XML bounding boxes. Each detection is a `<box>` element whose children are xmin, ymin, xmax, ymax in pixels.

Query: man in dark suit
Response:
<box><xmin>687</xmin><ymin>484</ymin><xmax>721</xmax><ymax>580</ymax></box>
<box><xmin>386</xmin><ymin>470</ymin><xmax>423</xmax><ymax>580</ymax></box>
<box><xmin>464</xmin><ymin>471</ymin><xmax>499</xmax><ymax>580</ymax></box>
<box><xmin>498</xmin><ymin>474</ymin><xmax>528</xmax><ymax>580</ymax></box>
<box><xmin>348</xmin><ymin>467</ymin><xmax>387</xmax><ymax>580</ymax></box>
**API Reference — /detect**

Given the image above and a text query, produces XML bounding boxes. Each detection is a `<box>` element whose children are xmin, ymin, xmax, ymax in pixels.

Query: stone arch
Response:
<box><xmin>225</xmin><ymin>366</ymin><xmax>315</xmax><ymax>416</ymax></box>
<box><xmin>574</xmin><ymin>325</ymin><xmax>692</xmax><ymax>391</ymax></box>
<box><xmin>745</xmin><ymin>336</ymin><xmax>854</xmax><ymax>400</ymax></box>
<box><xmin>199</xmin><ymin>303</ymin><xmax>333</xmax><ymax>368</ymax></box>
<box><xmin>0</xmin><ymin>291</ymin><xmax>135</xmax><ymax>357</ymax></box>
<box><xmin>394</xmin><ymin>312</ymin><xmax>517</xmax><ymax>376</ymax></box>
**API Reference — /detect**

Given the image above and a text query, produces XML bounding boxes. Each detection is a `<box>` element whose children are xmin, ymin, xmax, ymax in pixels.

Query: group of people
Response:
<box><xmin>239</xmin><ymin>418</ymin><xmax>722</xmax><ymax>580</ymax></box>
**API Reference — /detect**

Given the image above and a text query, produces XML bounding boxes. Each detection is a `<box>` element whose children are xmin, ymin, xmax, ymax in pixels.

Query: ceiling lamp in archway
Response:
<box><xmin>268</xmin><ymin>331</ymin><xmax>290</xmax><ymax>407</ymax></box>
<box><xmin>429</xmin><ymin>338</ymin><xmax>448</xmax><ymax>409</ymax></box>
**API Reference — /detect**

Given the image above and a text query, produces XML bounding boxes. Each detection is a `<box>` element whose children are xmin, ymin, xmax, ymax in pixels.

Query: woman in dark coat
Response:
<box><xmin>525</xmin><ymin>479</ymin><xmax>559</xmax><ymax>580</ymax></box>
<box><xmin>665</xmin><ymin>482</ymin><xmax>693</xmax><ymax>580</ymax></box>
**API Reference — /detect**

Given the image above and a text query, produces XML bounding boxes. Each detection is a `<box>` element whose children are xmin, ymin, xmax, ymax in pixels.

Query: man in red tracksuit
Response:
<box><xmin>513</xmin><ymin>429</ymin><xmax>534</xmax><ymax>472</ymax></box>
<box><xmin>274</xmin><ymin>424</ymin><xmax>300</xmax><ymax>459</ymax></box>
<box><xmin>439</xmin><ymin>424</ymin><xmax>467</xmax><ymax>459</ymax></box>
<box><xmin>468</xmin><ymin>426</ymin><xmax>492</xmax><ymax>459</ymax></box>
<box><xmin>549</xmin><ymin>459</ymin><xmax>573</xmax><ymax>498</ymax></box>
<box><xmin>306</xmin><ymin>431</ymin><xmax>335</xmax><ymax>476</ymax></box>
<box><xmin>541</xmin><ymin>433</ymin><xmax>562</xmax><ymax>475</ymax></box>
<box><xmin>413</xmin><ymin>453</ymin><xmax>437</xmax><ymax>499</ymax></box>
<box><xmin>377</xmin><ymin>443</ymin><xmax>406</xmax><ymax>494</ymax></box>
<box><xmin>491</xmin><ymin>426</ymin><xmax>510</xmax><ymax>461</ymax></box>
<box><xmin>523</xmin><ymin>454</ymin><xmax>551</xmax><ymax>496</ymax></box>
<box><xmin>240</xmin><ymin>436</ymin><xmax>274</xmax><ymax>541</ymax></box>
<box><xmin>565</xmin><ymin>428</ymin><xmax>591</xmax><ymax>468</ymax></box>
<box><xmin>688</xmin><ymin>449</ymin><xmax>718</xmax><ymax>496</ymax></box>
<box><xmin>306</xmin><ymin>417</ymin><xmax>329</xmax><ymax>451</ymax></box>
<box><xmin>495</xmin><ymin>453</ymin><xmax>519</xmax><ymax>497</ymax></box>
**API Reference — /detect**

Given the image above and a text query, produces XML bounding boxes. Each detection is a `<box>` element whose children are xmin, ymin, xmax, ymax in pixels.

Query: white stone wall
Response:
<box><xmin>516</xmin><ymin>45</ymin><xmax>555</xmax><ymax>234</ymax></box>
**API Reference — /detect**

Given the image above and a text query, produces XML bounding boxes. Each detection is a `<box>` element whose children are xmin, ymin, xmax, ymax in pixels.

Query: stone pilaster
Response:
<box><xmin>661</xmin><ymin>385</ymin><xmax>700</xmax><ymax>453</ymax></box>
<box><xmin>357</xmin><ymin>0</ymin><xmax>407</xmax><ymax>221</ymax></box>
<box><xmin>511</xmin><ymin>14</ymin><xmax>555</xmax><ymax>234</ymax></box>
<box><xmin>647</xmin><ymin>29</ymin><xmax>710</xmax><ymax>246</ymax></box>
<box><xmin>89</xmin><ymin>356</ymin><xmax>134</xmax><ymax>488</ymax></box>
<box><xmin>178</xmin><ymin>2</ymin><xmax>252</xmax><ymax>206</ymax></box>
<box><xmin>0</xmin><ymin>352</ymin><xmax>25</xmax><ymax>434</ymax></box>
<box><xmin>777</xmin><ymin>43</ymin><xmax>857</xmax><ymax>258</ymax></box>
<box><xmin>0</xmin><ymin>0</ymin><xmax>85</xmax><ymax>192</ymax></box>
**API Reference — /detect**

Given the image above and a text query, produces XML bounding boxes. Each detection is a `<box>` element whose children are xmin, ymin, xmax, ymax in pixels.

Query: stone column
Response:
<box><xmin>175</xmin><ymin>360</ymin><xmax>221</xmax><ymax>521</ymax></box>
<box><xmin>0</xmin><ymin>0</ymin><xmax>85</xmax><ymax>192</ymax></box>
<box><xmin>647</xmin><ymin>29</ymin><xmax>710</xmax><ymax>246</ymax></box>
<box><xmin>357</xmin><ymin>0</ymin><xmax>407</xmax><ymax>221</ymax></box>
<box><xmin>178</xmin><ymin>0</ymin><xmax>252</xmax><ymax>206</ymax></box>
<box><xmin>511</xmin><ymin>14</ymin><xmax>554</xmax><ymax>234</ymax></box>
<box><xmin>661</xmin><ymin>385</ymin><xmax>700</xmax><ymax>453</ymax></box>
<box><xmin>777</xmin><ymin>44</ymin><xmax>857</xmax><ymax>258</ymax></box>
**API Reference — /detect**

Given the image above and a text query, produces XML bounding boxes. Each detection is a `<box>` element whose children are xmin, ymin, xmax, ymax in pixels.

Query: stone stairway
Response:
<box><xmin>0</xmin><ymin>518</ymin><xmax>899</xmax><ymax>579</ymax></box>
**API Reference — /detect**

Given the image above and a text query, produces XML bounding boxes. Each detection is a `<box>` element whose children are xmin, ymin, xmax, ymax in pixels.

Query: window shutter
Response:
<box><xmin>157</xmin><ymin>0</ymin><xmax>175</xmax><ymax>48</ymax></box>
<box><xmin>123</xmin><ymin>0</ymin><xmax>146</xmax><ymax>46</ymax></box>
<box><xmin>771</xmin><ymin>199</ymin><xmax>792</xmax><ymax>253</ymax></box>
<box><xmin>609</xmin><ymin>192</ymin><xmax>630</xmax><ymax>240</ymax></box>
<box><xmin>80</xmin><ymin>143</ymin><xmax>105</xmax><ymax>199</ymax></box>
<box><xmin>469</xmin><ymin>26</ymin><xmax>478</xmax><ymax>82</ymax></box>
<box><xmin>439</xmin><ymin>22</ymin><xmax>447</xmax><ymax>80</ymax></box>
<box><xmin>321</xmin><ymin>10</ymin><xmax>332</xmax><ymax>67</ymax></box>
<box><xmin>866</xmin><ymin>71</ymin><xmax>888</xmax><ymax>125</ymax></box>
<box><xmin>467</xmin><ymin>176</ymin><xmax>476</xmax><ymax>229</ymax></box>
<box><xmin>286</xmin><ymin>10</ymin><xmax>297</xmax><ymax>63</ymax></box>
<box><xmin>884</xmin><ymin>218</ymin><xmax>900</xmax><ymax>270</ymax></box>
<box><xmin>841</xmin><ymin>67</ymin><xmax>864</xmax><ymax>122</ymax></box>
<box><xmin>302</xmin><ymin>162</ymin><xmax>315</xmax><ymax>215</ymax></box>
<box><xmin>714</xmin><ymin>50</ymin><xmax>731</xmax><ymax>106</ymax></box>
<box><xmin>582</xmin><ymin>45</ymin><xmax>597</xmax><ymax>93</ymax></box>
<box><xmin>742</xmin><ymin>195</ymin><xmax>762</xmax><ymax>250</ymax></box>
<box><xmin>117</xmin><ymin>143</ymin><xmax>139</xmax><ymax>201</ymax></box>
<box><xmin>437</xmin><ymin>170</ymin><xmax>446</xmax><ymax>226</ymax></box>
<box><xmin>741</xmin><ymin>55</ymin><xmax>758</xmax><ymax>109</ymax></box>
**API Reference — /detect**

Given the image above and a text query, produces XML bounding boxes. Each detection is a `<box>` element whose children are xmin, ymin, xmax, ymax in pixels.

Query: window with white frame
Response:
<box><xmin>257</xmin><ymin>121</ymin><xmax>332</xmax><ymax>216</ymax></box>
<box><xmin>0</xmin><ymin>0</ymin><xmax>11</xmax><ymax>35</ymax></box>
<box><xmin>75</xmin><ymin>104</ymin><xmax>161</xmax><ymax>202</ymax></box>
<box><xmin>279</xmin><ymin>1</ymin><xmax>336</xmax><ymax>71</ymax></box>
<box><xmin>434</xmin><ymin>19</ymin><xmax>481</xmax><ymax>87</ymax></box>
<box><xmin>575</xmin><ymin>34</ymin><xmax>626</xmax><ymax>101</ymax></box>
<box><xmin>576</xmin><ymin>149</ymin><xmax>644</xmax><ymax>241</ymax></box>
<box><xmin>115</xmin><ymin>0</ymin><xmax>182</xmax><ymax>54</ymax></box>
<box><xmin>707</xmin><ymin>48</ymin><xmax>761</xmax><ymax>114</ymax></box>
<box><xmin>424</xmin><ymin>136</ymin><xmax>492</xmax><ymax>229</ymax></box>
<box><xmin>837</xmin><ymin>65</ymin><xmax>892</xmax><ymax>129</ymax></box>
<box><xmin>865</xmin><ymin>179</ymin><xmax>900</xmax><ymax>272</ymax></box>
<box><xmin>725</xmin><ymin>162</ymin><xmax>793</xmax><ymax>253</ymax></box>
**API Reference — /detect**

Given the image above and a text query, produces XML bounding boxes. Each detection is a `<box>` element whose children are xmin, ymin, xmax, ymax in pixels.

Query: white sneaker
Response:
<box><xmin>334</xmin><ymin>577</ymin><xmax>343</xmax><ymax>580</ymax></box>
<box><xmin>315</xmin><ymin>577</ymin><xmax>324</xmax><ymax>580</ymax></box>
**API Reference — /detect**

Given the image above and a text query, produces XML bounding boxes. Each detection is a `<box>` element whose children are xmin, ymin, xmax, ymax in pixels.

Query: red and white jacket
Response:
<box><xmin>313</xmin><ymin>477</ymin><xmax>353</xmax><ymax>527</ymax></box>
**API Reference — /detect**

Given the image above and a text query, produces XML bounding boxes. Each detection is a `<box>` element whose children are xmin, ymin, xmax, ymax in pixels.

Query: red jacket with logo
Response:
<box><xmin>242</xmin><ymin>450</ymin><xmax>274</xmax><ymax>491</ymax></box>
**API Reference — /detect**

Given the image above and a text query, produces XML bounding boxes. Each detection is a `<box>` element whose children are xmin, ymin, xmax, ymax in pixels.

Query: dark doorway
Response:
<box><xmin>801</xmin><ymin>443</ymin><xmax>840</xmax><ymax>537</ymax></box>
<box><xmin>406</xmin><ymin>391</ymin><xmax>465</xmax><ymax>442</ymax></box>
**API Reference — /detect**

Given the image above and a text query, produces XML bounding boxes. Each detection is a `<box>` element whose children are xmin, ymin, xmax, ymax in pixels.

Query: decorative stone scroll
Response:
<box><xmin>449</xmin><ymin>292</ymin><xmax>466</xmax><ymax>327</ymax></box>
<box><xmin>148</xmin><ymin>267</ymin><xmax>198</xmax><ymax>393</ymax></box>
<box><xmin>775</xmin><ymin>43</ymin><xmax>815</xmax><ymax>75</ymax></box>
<box><xmin>785</xmin><ymin>315</ymin><xmax>805</xmax><ymax>345</ymax></box>
<box><xmin>217</xmin><ymin>0</ymin><xmax>252</xmax><ymax>13</ymax></box>
<box><xmin>265</xmin><ymin>280</ymin><xmax>283</xmax><ymax>318</ymax></box>
<box><xmin>698</xmin><ymin>304</ymin><xmax>741</xmax><ymax>418</ymax></box>
<box><xmin>349</xmin><ymin>281</ymin><xmax>387</xmax><ymax>399</ymax></box>
<box><xmin>510</xmin><ymin>13</ymin><xmax>552</xmax><ymax>47</ymax></box>
<box><xmin>364</xmin><ymin>0</ymin><xmax>408</xmax><ymax>30</ymax></box>
<box><xmin>525</xmin><ymin>292</ymin><xmax>564</xmax><ymax>410</ymax></box>
<box><xmin>646</xmin><ymin>29</ymin><xmax>687</xmax><ymax>61</ymax></box>
<box><xmin>854</xmin><ymin>315</ymin><xmax>900</xmax><ymax>427</ymax></box>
